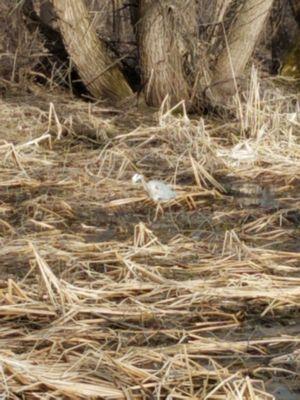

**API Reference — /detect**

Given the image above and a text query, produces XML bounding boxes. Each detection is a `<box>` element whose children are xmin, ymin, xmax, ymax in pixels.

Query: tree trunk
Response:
<box><xmin>40</xmin><ymin>1</ymin><xmax>56</xmax><ymax>26</ymax></box>
<box><xmin>209</xmin><ymin>0</ymin><xmax>233</xmax><ymax>43</ymax></box>
<box><xmin>289</xmin><ymin>0</ymin><xmax>300</xmax><ymax>27</ymax></box>
<box><xmin>129</xmin><ymin>0</ymin><xmax>139</xmax><ymax>34</ymax></box>
<box><xmin>210</xmin><ymin>0</ymin><xmax>274</xmax><ymax>102</ymax></box>
<box><xmin>213</xmin><ymin>0</ymin><xmax>232</xmax><ymax>21</ymax></box>
<box><xmin>51</xmin><ymin>0</ymin><xmax>132</xmax><ymax>101</ymax></box>
<box><xmin>138</xmin><ymin>0</ymin><xmax>198</xmax><ymax>107</ymax></box>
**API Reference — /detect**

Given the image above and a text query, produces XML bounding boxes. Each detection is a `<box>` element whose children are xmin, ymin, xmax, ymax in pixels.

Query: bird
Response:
<box><xmin>132</xmin><ymin>173</ymin><xmax>177</xmax><ymax>202</ymax></box>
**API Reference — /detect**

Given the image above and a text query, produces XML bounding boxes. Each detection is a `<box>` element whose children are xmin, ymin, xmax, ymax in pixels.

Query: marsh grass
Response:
<box><xmin>0</xmin><ymin>71</ymin><xmax>300</xmax><ymax>399</ymax></box>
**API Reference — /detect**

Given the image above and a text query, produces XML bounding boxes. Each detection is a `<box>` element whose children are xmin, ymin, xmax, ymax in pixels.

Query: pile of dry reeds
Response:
<box><xmin>0</xmin><ymin>70</ymin><xmax>300</xmax><ymax>399</ymax></box>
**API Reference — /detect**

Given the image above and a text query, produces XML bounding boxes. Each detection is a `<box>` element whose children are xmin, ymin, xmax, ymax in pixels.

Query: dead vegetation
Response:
<box><xmin>0</xmin><ymin>69</ymin><xmax>300</xmax><ymax>399</ymax></box>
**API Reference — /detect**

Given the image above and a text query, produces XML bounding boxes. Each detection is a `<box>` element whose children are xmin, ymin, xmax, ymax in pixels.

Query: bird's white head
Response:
<box><xmin>132</xmin><ymin>173</ymin><xmax>144</xmax><ymax>184</ymax></box>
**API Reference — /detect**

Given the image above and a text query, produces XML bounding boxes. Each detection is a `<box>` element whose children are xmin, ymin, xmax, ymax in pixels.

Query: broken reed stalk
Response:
<box><xmin>0</xmin><ymin>72</ymin><xmax>300</xmax><ymax>398</ymax></box>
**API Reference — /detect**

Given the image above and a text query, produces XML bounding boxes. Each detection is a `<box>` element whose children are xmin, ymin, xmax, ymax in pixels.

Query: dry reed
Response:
<box><xmin>0</xmin><ymin>70</ymin><xmax>300</xmax><ymax>399</ymax></box>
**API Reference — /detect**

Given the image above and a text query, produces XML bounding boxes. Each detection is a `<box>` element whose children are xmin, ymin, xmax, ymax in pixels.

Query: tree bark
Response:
<box><xmin>289</xmin><ymin>0</ymin><xmax>300</xmax><ymax>27</ymax></box>
<box><xmin>138</xmin><ymin>0</ymin><xmax>198</xmax><ymax>107</ymax></box>
<box><xmin>40</xmin><ymin>1</ymin><xmax>56</xmax><ymax>26</ymax></box>
<box><xmin>213</xmin><ymin>0</ymin><xmax>232</xmax><ymax>21</ymax></box>
<box><xmin>210</xmin><ymin>0</ymin><xmax>233</xmax><ymax>41</ymax></box>
<box><xmin>51</xmin><ymin>0</ymin><xmax>132</xmax><ymax>101</ymax></box>
<box><xmin>210</xmin><ymin>0</ymin><xmax>274</xmax><ymax>102</ymax></box>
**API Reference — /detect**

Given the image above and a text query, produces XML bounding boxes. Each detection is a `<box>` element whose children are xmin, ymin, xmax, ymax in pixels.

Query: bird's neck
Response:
<box><xmin>140</xmin><ymin>177</ymin><xmax>148</xmax><ymax>191</ymax></box>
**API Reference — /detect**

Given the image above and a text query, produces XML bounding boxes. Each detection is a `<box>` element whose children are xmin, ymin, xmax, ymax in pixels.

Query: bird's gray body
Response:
<box><xmin>145</xmin><ymin>179</ymin><xmax>177</xmax><ymax>201</ymax></box>
<box><xmin>132</xmin><ymin>173</ymin><xmax>177</xmax><ymax>201</ymax></box>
